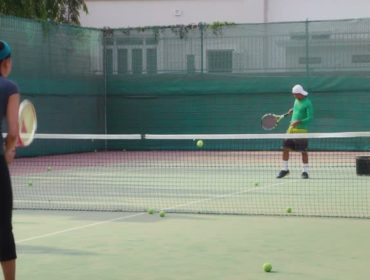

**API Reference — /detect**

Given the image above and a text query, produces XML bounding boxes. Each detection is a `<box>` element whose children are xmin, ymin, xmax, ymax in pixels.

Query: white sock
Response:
<box><xmin>303</xmin><ymin>164</ymin><xmax>309</xmax><ymax>173</ymax></box>
<box><xmin>282</xmin><ymin>161</ymin><xmax>289</xmax><ymax>171</ymax></box>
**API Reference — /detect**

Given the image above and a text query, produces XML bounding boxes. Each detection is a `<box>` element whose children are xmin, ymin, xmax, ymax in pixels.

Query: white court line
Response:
<box><xmin>16</xmin><ymin>213</ymin><xmax>144</xmax><ymax>244</ymax></box>
<box><xmin>161</xmin><ymin>180</ymin><xmax>287</xmax><ymax>211</ymax></box>
<box><xmin>16</xmin><ymin>180</ymin><xmax>287</xmax><ymax>244</ymax></box>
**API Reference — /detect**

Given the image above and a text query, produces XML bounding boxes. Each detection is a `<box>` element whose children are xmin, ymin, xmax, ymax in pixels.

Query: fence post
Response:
<box><xmin>200</xmin><ymin>23</ymin><xmax>204</xmax><ymax>74</ymax></box>
<box><xmin>305</xmin><ymin>19</ymin><xmax>310</xmax><ymax>78</ymax></box>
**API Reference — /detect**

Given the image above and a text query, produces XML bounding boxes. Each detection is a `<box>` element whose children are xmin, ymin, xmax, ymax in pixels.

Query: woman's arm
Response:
<box><xmin>5</xmin><ymin>93</ymin><xmax>20</xmax><ymax>164</ymax></box>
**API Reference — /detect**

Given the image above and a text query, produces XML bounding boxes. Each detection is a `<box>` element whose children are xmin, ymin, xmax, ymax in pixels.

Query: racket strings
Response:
<box><xmin>18</xmin><ymin>100</ymin><xmax>37</xmax><ymax>146</ymax></box>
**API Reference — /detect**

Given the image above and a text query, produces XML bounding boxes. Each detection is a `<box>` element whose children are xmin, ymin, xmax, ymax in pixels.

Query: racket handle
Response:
<box><xmin>16</xmin><ymin>136</ymin><xmax>23</xmax><ymax>147</ymax></box>
<box><xmin>276</xmin><ymin>113</ymin><xmax>289</xmax><ymax>123</ymax></box>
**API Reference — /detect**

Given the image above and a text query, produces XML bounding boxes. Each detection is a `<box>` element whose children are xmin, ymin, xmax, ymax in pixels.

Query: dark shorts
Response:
<box><xmin>0</xmin><ymin>155</ymin><xmax>17</xmax><ymax>261</ymax></box>
<box><xmin>283</xmin><ymin>139</ymin><xmax>308</xmax><ymax>152</ymax></box>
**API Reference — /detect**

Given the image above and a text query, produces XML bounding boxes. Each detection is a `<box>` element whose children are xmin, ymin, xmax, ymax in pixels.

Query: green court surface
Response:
<box><xmin>14</xmin><ymin>210</ymin><xmax>370</xmax><ymax>280</ymax></box>
<box><xmin>12</xmin><ymin>151</ymin><xmax>370</xmax><ymax>218</ymax></box>
<box><xmin>10</xmin><ymin>146</ymin><xmax>370</xmax><ymax>279</ymax></box>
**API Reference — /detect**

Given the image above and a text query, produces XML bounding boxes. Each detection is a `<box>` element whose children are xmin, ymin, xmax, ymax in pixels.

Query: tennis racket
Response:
<box><xmin>17</xmin><ymin>99</ymin><xmax>37</xmax><ymax>147</ymax></box>
<box><xmin>261</xmin><ymin>113</ymin><xmax>289</xmax><ymax>131</ymax></box>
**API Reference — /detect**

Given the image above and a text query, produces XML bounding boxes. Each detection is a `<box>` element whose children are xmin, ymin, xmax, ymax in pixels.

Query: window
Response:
<box><xmin>299</xmin><ymin>57</ymin><xmax>322</xmax><ymax>64</ymax></box>
<box><xmin>132</xmin><ymin>49</ymin><xmax>143</xmax><ymax>74</ymax></box>
<box><xmin>105</xmin><ymin>49</ymin><xmax>113</xmax><ymax>75</ymax></box>
<box><xmin>352</xmin><ymin>54</ymin><xmax>370</xmax><ymax>63</ymax></box>
<box><xmin>117</xmin><ymin>49</ymin><xmax>128</xmax><ymax>74</ymax></box>
<box><xmin>290</xmin><ymin>32</ymin><xmax>331</xmax><ymax>40</ymax></box>
<box><xmin>146</xmin><ymin>48</ymin><xmax>157</xmax><ymax>74</ymax></box>
<box><xmin>207</xmin><ymin>50</ymin><xmax>233</xmax><ymax>73</ymax></box>
<box><xmin>187</xmin><ymin>55</ymin><xmax>195</xmax><ymax>73</ymax></box>
<box><xmin>290</xmin><ymin>33</ymin><xmax>306</xmax><ymax>40</ymax></box>
<box><xmin>311</xmin><ymin>33</ymin><xmax>331</xmax><ymax>40</ymax></box>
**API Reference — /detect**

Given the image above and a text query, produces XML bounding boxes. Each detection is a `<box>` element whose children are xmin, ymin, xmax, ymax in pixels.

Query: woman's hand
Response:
<box><xmin>5</xmin><ymin>148</ymin><xmax>16</xmax><ymax>164</ymax></box>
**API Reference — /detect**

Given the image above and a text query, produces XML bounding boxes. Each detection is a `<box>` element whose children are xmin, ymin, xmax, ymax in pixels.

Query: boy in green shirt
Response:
<box><xmin>277</xmin><ymin>84</ymin><xmax>313</xmax><ymax>179</ymax></box>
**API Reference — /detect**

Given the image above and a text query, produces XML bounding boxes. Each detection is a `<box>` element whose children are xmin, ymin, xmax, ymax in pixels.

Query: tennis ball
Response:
<box><xmin>196</xmin><ymin>140</ymin><xmax>204</xmax><ymax>148</ymax></box>
<box><xmin>147</xmin><ymin>208</ymin><xmax>155</xmax><ymax>215</ymax></box>
<box><xmin>159</xmin><ymin>210</ymin><xmax>166</xmax><ymax>218</ymax></box>
<box><xmin>286</xmin><ymin>207</ymin><xmax>292</xmax><ymax>213</ymax></box>
<box><xmin>263</xmin><ymin>263</ymin><xmax>272</xmax><ymax>272</ymax></box>
<box><xmin>254</xmin><ymin>182</ymin><xmax>260</xmax><ymax>187</ymax></box>
<box><xmin>28</xmin><ymin>181</ymin><xmax>32</xmax><ymax>187</ymax></box>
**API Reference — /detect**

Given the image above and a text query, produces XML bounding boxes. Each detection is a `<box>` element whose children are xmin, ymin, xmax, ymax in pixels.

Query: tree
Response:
<box><xmin>0</xmin><ymin>0</ymin><xmax>88</xmax><ymax>25</ymax></box>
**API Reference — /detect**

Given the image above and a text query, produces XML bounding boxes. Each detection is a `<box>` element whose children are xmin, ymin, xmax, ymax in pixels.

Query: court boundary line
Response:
<box><xmin>16</xmin><ymin>180</ymin><xmax>288</xmax><ymax>244</ymax></box>
<box><xmin>16</xmin><ymin>213</ymin><xmax>144</xmax><ymax>244</ymax></box>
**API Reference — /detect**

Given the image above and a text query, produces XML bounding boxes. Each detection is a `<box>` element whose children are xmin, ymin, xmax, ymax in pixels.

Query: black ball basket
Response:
<box><xmin>356</xmin><ymin>156</ymin><xmax>370</xmax><ymax>176</ymax></box>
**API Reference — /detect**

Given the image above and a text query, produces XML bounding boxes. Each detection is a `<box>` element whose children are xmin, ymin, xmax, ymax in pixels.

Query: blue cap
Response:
<box><xmin>0</xmin><ymin>40</ymin><xmax>11</xmax><ymax>60</ymax></box>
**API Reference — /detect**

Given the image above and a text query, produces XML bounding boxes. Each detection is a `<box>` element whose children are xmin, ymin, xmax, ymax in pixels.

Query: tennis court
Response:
<box><xmin>11</xmin><ymin>137</ymin><xmax>370</xmax><ymax>217</ymax></box>
<box><xmin>10</xmin><ymin>134</ymin><xmax>370</xmax><ymax>279</ymax></box>
<box><xmin>13</xmin><ymin>210</ymin><xmax>370</xmax><ymax>280</ymax></box>
<box><xmin>2</xmin><ymin>13</ymin><xmax>370</xmax><ymax>280</ymax></box>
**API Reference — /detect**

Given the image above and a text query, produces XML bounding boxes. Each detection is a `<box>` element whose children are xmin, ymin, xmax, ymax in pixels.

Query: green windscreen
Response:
<box><xmin>0</xmin><ymin>15</ymin><xmax>105</xmax><ymax>156</ymax></box>
<box><xmin>2</xmin><ymin>16</ymin><xmax>370</xmax><ymax>218</ymax></box>
<box><xmin>106</xmin><ymin>19</ymin><xmax>370</xmax><ymax>146</ymax></box>
<box><xmin>1</xmin><ymin>15</ymin><xmax>370</xmax><ymax>153</ymax></box>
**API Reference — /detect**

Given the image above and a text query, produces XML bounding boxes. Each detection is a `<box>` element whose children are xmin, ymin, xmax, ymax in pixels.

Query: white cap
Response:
<box><xmin>292</xmin><ymin>84</ymin><xmax>308</xmax><ymax>96</ymax></box>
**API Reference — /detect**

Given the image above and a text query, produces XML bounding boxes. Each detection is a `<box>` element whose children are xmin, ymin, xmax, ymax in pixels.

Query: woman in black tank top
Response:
<box><xmin>0</xmin><ymin>40</ymin><xmax>20</xmax><ymax>280</ymax></box>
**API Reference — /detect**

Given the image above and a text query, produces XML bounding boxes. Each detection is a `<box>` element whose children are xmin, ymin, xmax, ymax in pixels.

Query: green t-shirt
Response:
<box><xmin>291</xmin><ymin>97</ymin><xmax>313</xmax><ymax>129</ymax></box>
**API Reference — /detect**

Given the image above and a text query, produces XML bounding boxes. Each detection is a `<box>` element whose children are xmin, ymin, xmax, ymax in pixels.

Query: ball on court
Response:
<box><xmin>254</xmin><ymin>182</ymin><xmax>260</xmax><ymax>186</ymax></box>
<box><xmin>28</xmin><ymin>181</ymin><xmax>32</xmax><ymax>187</ymax></box>
<box><xmin>286</xmin><ymin>207</ymin><xmax>292</xmax><ymax>213</ymax></box>
<box><xmin>159</xmin><ymin>210</ymin><xmax>166</xmax><ymax>218</ymax></box>
<box><xmin>196</xmin><ymin>140</ymin><xmax>204</xmax><ymax>148</ymax></box>
<box><xmin>147</xmin><ymin>208</ymin><xmax>155</xmax><ymax>215</ymax></box>
<box><xmin>263</xmin><ymin>263</ymin><xmax>272</xmax><ymax>272</ymax></box>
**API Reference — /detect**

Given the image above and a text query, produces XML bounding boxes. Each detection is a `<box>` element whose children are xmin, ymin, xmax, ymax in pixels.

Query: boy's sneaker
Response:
<box><xmin>276</xmin><ymin>170</ymin><xmax>290</xmax><ymax>178</ymax></box>
<box><xmin>301</xmin><ymin>172</ymin><xmax>309</xmax><ymax>179</ymax></box>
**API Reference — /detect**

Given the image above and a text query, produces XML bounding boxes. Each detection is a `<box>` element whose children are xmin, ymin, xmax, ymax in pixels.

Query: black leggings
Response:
<box><xmin>0</xmin><ymin>155</ymin><xmax>16</xmax><ymax>262</ymax></box>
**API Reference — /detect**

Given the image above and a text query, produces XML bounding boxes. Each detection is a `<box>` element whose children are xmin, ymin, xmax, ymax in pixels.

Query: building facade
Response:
<box><xmin>80</xmin><ymin>0</ymin><xmax>370</xmax><ymax>28</ymax></box>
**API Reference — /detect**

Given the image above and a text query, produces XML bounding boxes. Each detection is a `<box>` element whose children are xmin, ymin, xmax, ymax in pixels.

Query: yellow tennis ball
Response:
<box><xmin>28</xmin><ymin>181</ymin><xmax>32</xmax><ymax>187</ymax></box>
<box><xmin>263</xmin><ymin>263</ymin><xmax>272</xmax><ymax>272</ymax></box>
<box><xmin>254</xmin><ymin>182</ymin><xmax>260</xmax><ymax>186</ymax></box>
<box><xmin>159</xmin><ymin>210</ymin><xmax>166</xmax><ymax>218</ymax></box>
<box><xmin>286</xmin><ymin>207</ymin><xmax>292</xmax><ymax>213</ymax></box>
<box><xmin>147</xmin><ymin>208</ymin><xmax>155</xmax><ymax>215</ymax></box>
<box><xmin>196</xmin><ymin>140</ymin><xmax>204</xmax><ymax>148</ymax></box>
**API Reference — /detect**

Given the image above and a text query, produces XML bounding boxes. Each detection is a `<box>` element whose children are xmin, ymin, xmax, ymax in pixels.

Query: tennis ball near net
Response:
<box><xmin>286</xmin><ymin>207</ymin><xmax>292</xmax><ymax>213</ymax></box>
<box><xmin>196</xmin><ymin>140</ymin><xmax>204</xmax><ymax>148</ymax></box>
<box><xmin>28</xmin><ymin>181</ymin><xmax>32</xmax><ymax>187</ymax></box>
<box><xmin>147</xmin><ymin>208</ymin><xmax>155</xmax><ymax>215</ymax></box>
<box><xmin>159</xmin><ymin>210</ymin><xmax>166</xmax><ymax>218</ymax></box>
<box><xmin>263</xmin><ymin>263</ymin><xmax>272</xmax><ymax>272</ymax></box>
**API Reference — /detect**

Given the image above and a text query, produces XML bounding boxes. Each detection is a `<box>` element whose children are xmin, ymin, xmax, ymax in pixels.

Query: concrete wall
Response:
<box><xmin>267</xmin><ymin>0</ymin><xmax>370</xmax><ymax>22</ymax></box>
<box><xmin>80</xmin><ymin>0</ymin><xmax>370</xmax><ymax>28</ymax></box>
<box><xmin>80</xmin><ymin>0</ymin><xmax>264</xmax><ymax>28</ymax></box>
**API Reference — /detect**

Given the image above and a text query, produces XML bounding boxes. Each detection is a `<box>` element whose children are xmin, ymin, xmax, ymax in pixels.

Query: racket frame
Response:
<box><xmin>18</xmin><ymin>99</ymin><xmax>37</xmax><ymax>147</ymax></box>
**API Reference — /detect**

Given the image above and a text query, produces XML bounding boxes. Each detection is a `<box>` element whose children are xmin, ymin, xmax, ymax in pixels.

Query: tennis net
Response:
<box><xmin>11</xmin><ymin>132</ymin><xmax>370</xmax><ymax>218</ymax></box>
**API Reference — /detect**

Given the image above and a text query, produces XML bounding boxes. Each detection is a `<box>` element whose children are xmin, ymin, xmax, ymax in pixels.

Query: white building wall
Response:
<box><xmin>82</xmin><ymin>1</ymin><xmax>370</xmax><ymax>75</ymax></box>
<box><xmin>267</xmin><ymin>0</ymin><xmax>370</xmax><ymax>23</ymax></box>
<box><xmin>81</xmin><ymin>0</ymin><xmax>264</xmax><ymax>28</ymax></box>
<box><xmin>81</xmin><ymin>0</ymin><xmax>370</xmax><ymax>28</ymax></box>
